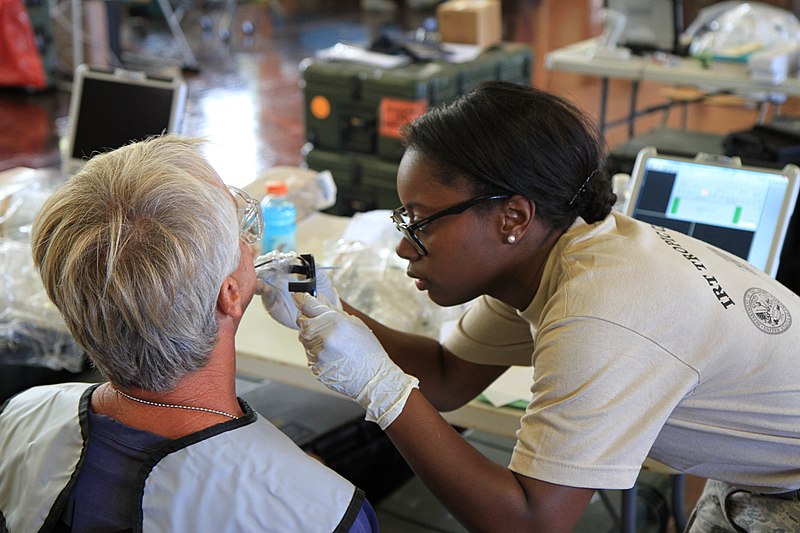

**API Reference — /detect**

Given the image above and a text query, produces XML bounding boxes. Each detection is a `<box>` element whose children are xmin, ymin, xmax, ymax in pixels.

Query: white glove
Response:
<box><xmin>254</xmin><ymin>251</ymin><xmax>340</xmax><ymax>329</ymax></box>
<box><xmin>295</xmin><ymin>293</ymin><xmax>419</xmax><ymax>430</ymax></box>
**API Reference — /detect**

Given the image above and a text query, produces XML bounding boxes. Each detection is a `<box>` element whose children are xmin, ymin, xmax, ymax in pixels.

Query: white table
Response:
<box><xmin>545</xmin><ymin>38</ymin><xmax>800</xmax><ymax>137</ymax></box>
<box><xmin>234</xmin><ymin>212</ymin><xmax>526</xmax><ymax>439</ymax></box>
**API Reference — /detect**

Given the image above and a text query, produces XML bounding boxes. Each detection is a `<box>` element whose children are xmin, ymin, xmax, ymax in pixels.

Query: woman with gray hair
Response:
<box><xmin>0</xmin><ymin>135</ymin><xmax>378</xmax><ymax>532</ymax></box>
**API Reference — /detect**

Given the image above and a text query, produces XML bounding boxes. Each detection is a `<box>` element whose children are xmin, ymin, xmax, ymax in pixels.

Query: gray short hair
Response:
<box><xmin>31</xmin><ymin>135</ymin><xmax>240</xmax><ymax>392</ymax></box>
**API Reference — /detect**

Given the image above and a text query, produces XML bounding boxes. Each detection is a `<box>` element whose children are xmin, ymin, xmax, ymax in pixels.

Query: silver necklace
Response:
<box><xmin>113</xmin><ymin>388</ymin><xmax>239</xmax><ymax>420</ymax></box>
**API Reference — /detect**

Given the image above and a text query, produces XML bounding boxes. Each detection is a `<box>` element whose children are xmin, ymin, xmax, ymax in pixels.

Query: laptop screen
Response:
<box><xmin>64</xmin><ymin>65</ymin><xmax>187</xmax><ymax>176</ymax></box>
<box><xmin>626</xmin><ymin>147</ymin><xmax>800</xmax><ymax>277</ymax></box>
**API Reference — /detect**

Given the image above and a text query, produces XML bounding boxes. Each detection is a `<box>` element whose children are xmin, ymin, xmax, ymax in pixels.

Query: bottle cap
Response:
<box><xmin>266</xmin><ymin>181</ymin><xmax>288</xmax><ymax>196</ymax></box>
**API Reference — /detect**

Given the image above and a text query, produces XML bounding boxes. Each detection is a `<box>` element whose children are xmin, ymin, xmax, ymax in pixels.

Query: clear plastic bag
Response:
<box><xmin>685</xmin><ymin>2</ymin><xmax>800</xmax><ymax>60</ymax></box>
<box><xmin>244</xmin><ymin>167</ymin><xmax>337</xmax><ymax>222</ymax></box>
<box><xmin>319</xmin><ymin>212</ymin><xmax>469</xmax><ymax>339</ymax></box>
<box><xmin>0</xmin><ymin>169</ymin><xmax>84</xmax><ymax>372</ymax></box>
<box><xmin>0</xmin><ymin>239</ymin><xmax>84</xmax><ymax>372</ymax></box>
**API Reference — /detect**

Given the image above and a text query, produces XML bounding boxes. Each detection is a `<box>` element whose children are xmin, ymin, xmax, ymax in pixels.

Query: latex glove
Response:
<box><xmin>295</xmin><ymin>293</ymin><xmax>419</xmax><ymax>430</ymax></box>
<box><xmin>254</xmin><ymin>251</ymin><xmax>340</xmax><ymax>329</ymax></box>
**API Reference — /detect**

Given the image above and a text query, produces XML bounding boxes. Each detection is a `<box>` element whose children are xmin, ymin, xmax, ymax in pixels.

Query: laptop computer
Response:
<box><xmin>63</xmin><ymin>64</ymin><xmax>188</xmax><ymax>177</ymax></box>
<box><xmin>604</xmin><ymin>0</ymin><xmax>683</xmax><ymax>55</ymax></box>
<box><xmin>626</xmin><ymin>146</ymin><xmax>800</xmax><ymax>277</ymax></box>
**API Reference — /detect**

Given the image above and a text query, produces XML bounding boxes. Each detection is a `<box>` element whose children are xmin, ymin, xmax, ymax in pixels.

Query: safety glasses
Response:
<box><xmin>228</xmin><ymin>185</ymin><xmax>263</xmax><ymax>246</ymax></box>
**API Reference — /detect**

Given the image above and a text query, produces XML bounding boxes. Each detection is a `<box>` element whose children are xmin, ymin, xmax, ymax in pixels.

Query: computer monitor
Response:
<box><xmin>626</xmin><ymin>147</ymin><xmax>800</xmax><ymax>277</ymax></box>
<box><xmin>64</xmin><ymin>64</ymin><xmax>188</xmax><ymax>177</ymax></box>
<box><xmin>604</xmin><ymin>0</ymin><xmax>683</xmax><ymax>54</ymax></box>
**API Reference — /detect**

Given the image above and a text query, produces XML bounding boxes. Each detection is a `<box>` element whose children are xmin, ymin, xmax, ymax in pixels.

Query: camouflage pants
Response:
<box><xmin>686</xmin><ymin>479</ymin><xmax>800</xmax><ymax>532</ymax></box>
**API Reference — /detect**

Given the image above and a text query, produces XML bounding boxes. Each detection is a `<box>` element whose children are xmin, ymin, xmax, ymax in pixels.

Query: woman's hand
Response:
<box><xmin>295</xmin><ymin>293</ymin><xmax>419</xmax><ymax>430</ymax></box>
<box><xmin>254</xmin><ymin>251</ymin><xmax>340</xmax><ymax>329</ymax></box>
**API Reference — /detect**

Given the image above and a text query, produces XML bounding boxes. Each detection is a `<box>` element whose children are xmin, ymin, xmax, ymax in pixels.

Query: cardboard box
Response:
<box><xmin>437</xmin><ymin>0</ymin><xmax>502</xmax><ymax>48</ymax></box>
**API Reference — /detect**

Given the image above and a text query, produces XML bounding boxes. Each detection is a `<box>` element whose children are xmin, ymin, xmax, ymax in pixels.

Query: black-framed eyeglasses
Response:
<box><xmin>391</xmin><ymin>194</ymin><xmax>511</xmax><ymax>256</ymax></box>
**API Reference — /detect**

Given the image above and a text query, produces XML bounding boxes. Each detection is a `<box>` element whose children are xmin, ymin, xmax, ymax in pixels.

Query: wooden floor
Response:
<box><xmin>3</xmin><ymin>0</ymin><xmax>777</xmax><ymax>524</ymax></box>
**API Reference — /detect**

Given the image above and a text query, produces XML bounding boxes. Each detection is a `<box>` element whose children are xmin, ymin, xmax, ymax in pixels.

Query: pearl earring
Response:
<box><xmin>507</xmin><ymin>235</ymin><xmax>516</xmax><ymax>244</ymax></box>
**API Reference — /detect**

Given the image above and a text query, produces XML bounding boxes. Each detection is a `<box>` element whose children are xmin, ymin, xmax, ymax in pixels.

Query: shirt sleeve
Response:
<box><xmin>348</xmin><ymin>499</ymin><xmax>380</xmax><ymax>533</ymax></box>
<box><xmin>444</xmin><ymin>295</ymin><xmax>536</xmax><ymax>366</ymax></box>
<box><xmin>509</xmin><ymin>317</ymin><xmax>698</xmax><ymax>490</ymax></box>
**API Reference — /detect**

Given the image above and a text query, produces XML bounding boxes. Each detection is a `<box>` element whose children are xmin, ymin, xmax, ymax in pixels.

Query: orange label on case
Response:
<box><xmin>310</xmin><ymin>95</ymin><xmax>331</xmax><ymax>120</ymax></box>
<box><xmin>379</xmin><ymin>98</ymin><xmax>428</xmax><ymax>139</ymax></box>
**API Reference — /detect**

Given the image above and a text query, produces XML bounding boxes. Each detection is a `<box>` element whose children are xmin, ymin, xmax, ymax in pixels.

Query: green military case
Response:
<box><xmin>301</xmin><ymin>42</ymin><xmax>533</xmax><ymax>215</ymax></box>
<box><xmin>364</xmin><ymin>61</ymin><xmax>462</xmax><ymax>160</ymax></box>
<box><xmin>301</xmin><ymin>58</ymin><xmax>462</xmax><ymax>160</ymax></box>
<box><xmin>305</xmin><ymin>147</ymin><xmax>400</xmax><ymax>216</ymax></box>
<box><xmin>300</xmin><ymin>58</ymin><xmax>383</xmax><ymax>154</ymax></box>
<box><xmin>300</xmin><ymin>42</ymin><xmax>534</xmax><ymax>161</ymax></box>
<box><xmin>486</xmin><ymin>42</ymin><xmax>534</xmax><ymax>85</ymax></box>
<box><xmin>359</xmin><ymin>154</ymin><xmax>402</xmax><ymax>208</ymax></box>
<box><xmin>456</xmin><ymin>42</ymin><xmax>533</xmax><ymax>93</ymax></box>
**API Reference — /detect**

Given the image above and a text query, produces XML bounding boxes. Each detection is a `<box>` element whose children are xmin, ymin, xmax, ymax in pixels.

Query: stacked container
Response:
<box><xmin>301</xmin><ymin>42</ymin><xmax>534</xmax><ymax>215</ymax></box>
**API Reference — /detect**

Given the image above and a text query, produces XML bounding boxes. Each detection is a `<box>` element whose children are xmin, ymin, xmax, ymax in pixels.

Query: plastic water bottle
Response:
<box><xmin>260</xmin><ymin>181</ymin><xmax>297</xmax><ymax>254</ymax></box>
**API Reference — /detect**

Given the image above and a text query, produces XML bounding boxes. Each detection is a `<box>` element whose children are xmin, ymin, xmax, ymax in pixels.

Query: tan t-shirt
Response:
<box><xmin>445</xmin><ymin>211</ymin><xmax>800</xmax><ymax>491</ymax></box>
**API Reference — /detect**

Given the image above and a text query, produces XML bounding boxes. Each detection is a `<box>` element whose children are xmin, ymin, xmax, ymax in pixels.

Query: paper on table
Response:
<box><xmin>316</xmin><ymin>44</ymin><xmax>411</xmax><ymax>69</ymax></box>
<box><xmin>482</xmin><ymin>366</ymin><xmax>533</xmax><ymax>408</ymax></box>
<box><xmin>440</xmin><ymin>43</ymin><xmax>485</xmax><ymax>63</ymax></box>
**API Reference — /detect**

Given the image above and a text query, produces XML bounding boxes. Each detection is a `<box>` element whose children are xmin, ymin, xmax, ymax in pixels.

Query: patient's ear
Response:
<box><xmin>217</xmin><ymin>276</ymin><xmax>243</xmax><ymax>318</ymax></box>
